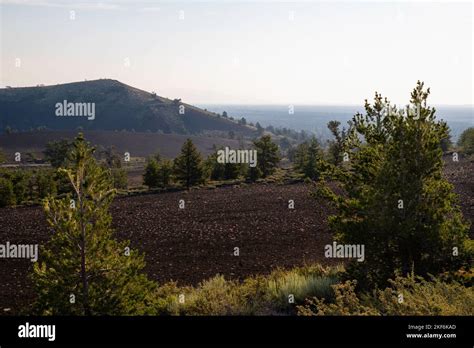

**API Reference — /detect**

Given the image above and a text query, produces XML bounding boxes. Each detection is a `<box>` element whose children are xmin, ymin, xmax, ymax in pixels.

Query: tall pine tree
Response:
<box><xmin>318</xmin><ymin>82</ymin><xmax>470</xmax><ymax>289</ymax></box>
<box><xmin>326</xmin><ymin>120</ymin><xmax>349</xmax><ymax>166</ymax></box>
<box><xmin>294</xmin><ymin>137</ymin><xmax>322</xmax><ymax>180</ymax></box>
<box><xmin>31</xmin><ymin>134</ymin><xmax>156</xmax><ymax>315</ymax></box>
<box><xmin>173</xmin><ymin>139</ymin><xmax>204</xmax><ymax>189</ymax></box>
<box><xmin>253</xmin><ymin>135</ymin><xmax>280</xmax><ymax>178</ymax></box>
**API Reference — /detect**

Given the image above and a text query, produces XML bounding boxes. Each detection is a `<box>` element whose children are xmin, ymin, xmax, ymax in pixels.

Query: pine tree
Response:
<box><xmin>293</xmin><ymin>142</ymin><xmax>309</xmax><ymax>170</ymax></box>
<box><xmin>246</xmin><ymin>165</ymin><xmax>262</xmax><ymax>182</ymax></box>
<box><xmin>35</xmin><ymin>169</ymin><xmax>57</xmax><ymax>199</ymax></box>
<box><xmin>204</xmin><ymin>147</ymin><xmax>240</xmax><ymax>181</ymax></box>
<box><xmin>11</xmin><ymin>170</ymin><xmax>31</xmax><ymax>204</ymax></box>
<box><xmin>31</xmin><ymin>133</ymin><xmax>156</xmax><ymax>315</ymax></box>
<box><xmin>458</xmin><ymin>127</ymin><xmax>474</xmax><ymax>155</ymax></box>
<box><xmin>144</xmin><ymin>153</ymin><xmax>173</xmax><ymax>189</ymax></box>
<box><xmin>158</xmin><ymin>159</ymin><xmax>173</xmax><ymax>187</ymax></box>
<box><xmin>326</xmin><ymin>120</ymin><xmax>349</xmax><ymax>166</ymax></box>
<box><xmin>110</xmin><ymin>167</ymin><xmax>128</xmax><ymax>189</ymax></box>
<box><xmin>101</xmin><ymin>146</ymin><xmax>128</xmax><ymax>189</ymax></box>
<box><xmin>253</xmin><ymin>135</ymin><xmax>280</xmax><ymax>178</ymax></box>
<box><xmin>295</xmin><ymin>137</ymin><xmax>322</xmax><ymax>180</ymax></box>
<box><xmin>318</xmin><ymin>82</ymin><xmax>470</xmax><ymax>289</ymax></box>
<box><xmin>0</xmin><ymin>177</ymin><xmax>15</xmax><ymax>207</ymax></box>
<box><xmin>223</xmin><ymin>162</ymin><xmax>241</xmax><ymax>180</ymax></box>
<box><xmin>173</xmin><ymin>139</ymin><xmax>204</xmax><ymax>189</ymax></box>
<box><xmin>205</xmin><ymin>150</ymin><xmax>225</xmax><ymax>181</ymax></box>
<box><xmin>102</xmin><ymin>146</ymin><xmax>122</xmax><ymax>168</ymax></box>
<box><xmin>143</xmin><ymin>158</ymin><xmax>160</xmax><ymax>188</ymax></box>
<box><xmin>43</xmin><ymin>139</ymin><xmax>73</xmax><ymax>168</ymax></box>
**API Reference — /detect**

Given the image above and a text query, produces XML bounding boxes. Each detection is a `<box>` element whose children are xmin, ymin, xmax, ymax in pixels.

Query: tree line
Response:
<box><xmin>1</xmin><ymin>120</ymin><xmax>473</xmax><ymax>207</ymax></box>
<box><xmin>0</xmin><ymin>141</ymin><xmax>127</xmax><ymax>207</ymax></box>
<box><xmin>143</xmin><ymin>135</ymin><xmax>280</xmax><ymax>189</ymax></box>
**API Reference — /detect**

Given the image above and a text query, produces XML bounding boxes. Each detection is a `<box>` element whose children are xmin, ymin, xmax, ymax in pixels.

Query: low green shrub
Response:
<box><xmin>0</xmin><ymin>177</ymin><xmax>16</xmax><ymax>207</ymax></box>
<box><xmin>182</xmin><ymin>276</ymin><xmax>248</xmax><ymax>315</ymax></box>
<box><xmin>111</xmin><ymin>168</ymin><xmax>128</xmax><ymax>189</ymax></box>
<box><xmin>297</xmin><ymin>273</ymin><xmax>474</xmax><ymax>316</ymax></box>
<box><xmin>36</xmin><ymin>169</ymin><xmax>57</xmax><ymax>199</ymax></box>
<box><xmin>297</xmin><ymin>280</ymin><xmax>380</xmax><ymax>316</ymax></box>
<box><xmin>375</xmin><ymin>274</ymin><xmax>474</xmax><ymax>315</ymax></box>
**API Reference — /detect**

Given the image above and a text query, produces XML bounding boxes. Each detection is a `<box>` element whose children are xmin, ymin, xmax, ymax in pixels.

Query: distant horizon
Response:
<box><xmin>2</xmin><ymin>78</ymin><xmax>473</xmax><ymax>108</ymax></box>
<box><xmin>198</xmin><ymin>103</ymin><xmax>474</xmax><ymax>107</ymax></box>
<box><xmin>1</xmin><ymin>1</ymin><xmax>472</xmax><ymax>105</ymax></box>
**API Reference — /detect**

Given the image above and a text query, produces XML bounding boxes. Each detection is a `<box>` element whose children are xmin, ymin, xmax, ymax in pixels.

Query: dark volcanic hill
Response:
<box><xmin>0</xmin><ymin>79</ymin><xmax>253</xmax><ymax>135</ymax></box>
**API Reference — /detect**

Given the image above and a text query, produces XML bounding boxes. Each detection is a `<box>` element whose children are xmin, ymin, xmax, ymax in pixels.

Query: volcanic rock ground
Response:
<box><xmin>0</xmin><ymin>157</ymin><xmax>472</xmax><ymax>314</ymax></box>
<box><xmin>0</xmin><ymin>182</ymin><xmax>336</xmax><ymax>314</ymax></box>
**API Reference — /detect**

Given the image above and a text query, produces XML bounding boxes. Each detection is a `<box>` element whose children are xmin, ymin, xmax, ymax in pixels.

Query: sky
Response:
<box><xmin>0</xmin><ymin>0</ymin><xmax>473</xmax><ymax>105</ymax></box>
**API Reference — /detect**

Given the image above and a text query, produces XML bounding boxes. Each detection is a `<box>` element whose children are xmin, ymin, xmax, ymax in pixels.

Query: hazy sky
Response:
<box><xmin>1</xmin><ymin>0</ymin><xmax>473</xmax><ymax>105</ymax></box>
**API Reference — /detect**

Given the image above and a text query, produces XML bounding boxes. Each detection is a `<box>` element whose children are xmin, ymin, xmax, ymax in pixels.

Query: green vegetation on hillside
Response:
<box><xmin>0</xmin><ymin>79</ymin><xmax>254</xmax><ymax>135</ymax></box>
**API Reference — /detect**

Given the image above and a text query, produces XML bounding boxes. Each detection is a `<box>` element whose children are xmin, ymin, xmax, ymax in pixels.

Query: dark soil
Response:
<box><xmin>0</xmin><ymin>182</ymin><xmax>336</xmax><ymax>314</ymax></box>
<box><xmin>0</xmin><ymin>156</ymin><xmax>472</xmax><ymax>315</ymax></box>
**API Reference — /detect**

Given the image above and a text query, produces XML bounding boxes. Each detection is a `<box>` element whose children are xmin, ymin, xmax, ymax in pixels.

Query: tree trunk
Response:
<box><xmin>79</xmin><ymin>191</ymin><xmax>90</xmax><ymax>315</ymax></box>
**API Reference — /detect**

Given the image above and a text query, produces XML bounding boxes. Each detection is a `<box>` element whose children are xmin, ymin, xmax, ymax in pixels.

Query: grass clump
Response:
<box><xmin>265</xmin><ymin>265</ymin><xmax>341</xmax><ymax>312</ymax></box>
<box><xmin>152</xmin><ymin>264</ymin><xmax>342</xmax><ymax>315</ymax></box>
